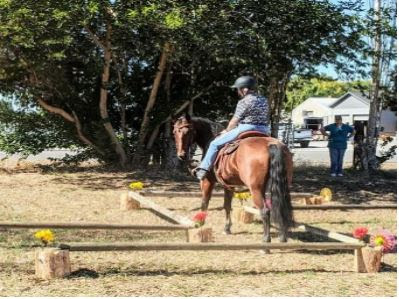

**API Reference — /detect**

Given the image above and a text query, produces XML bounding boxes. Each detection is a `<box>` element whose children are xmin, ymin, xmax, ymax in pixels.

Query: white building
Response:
<box><xmin>291</xmin><ymin>92</ymin><xmax>397</xmax><ymax>133</ymax></box>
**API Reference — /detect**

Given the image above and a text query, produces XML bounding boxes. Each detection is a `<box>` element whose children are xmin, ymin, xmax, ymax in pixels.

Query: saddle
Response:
<box><xmin>214</xmin><ymin>131</ymin><xmax>270</xmax><ymax>189</ymax></box>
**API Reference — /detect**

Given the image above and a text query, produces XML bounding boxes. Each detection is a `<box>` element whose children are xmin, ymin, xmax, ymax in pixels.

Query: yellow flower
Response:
<box><xmin>34</xmin><ymin>229</ymin><xmax>54</xmax><ymax>245</ymax></box>
<box><xmin>320</xmin><ymin>187</ymin><xmax>332</xmax><ymax>202</ymax></box>
<box><xmin>374</xmin><ymin>236</ymin><xmax>385</xmax><ymax>246</ymax></box>
<box><xmin>233</xmin><ymin>192</ymin><xmax>251</xmax><ymax>200</ymax></box>
<box><xmin>129</xmin><ymin>181</ymin><xmax>144</xmax><ymax>190</ymax></box>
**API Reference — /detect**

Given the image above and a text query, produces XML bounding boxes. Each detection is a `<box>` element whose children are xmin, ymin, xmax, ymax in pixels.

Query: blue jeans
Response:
<box><xmin>199</xmin><ymin>124</ymin><xmax>269</xmax><ymax>171</ymax></box>
<box><xmin>329</xmin><ymin>147</ymin><xmax>346</xmax><ymax>174</ymax></box>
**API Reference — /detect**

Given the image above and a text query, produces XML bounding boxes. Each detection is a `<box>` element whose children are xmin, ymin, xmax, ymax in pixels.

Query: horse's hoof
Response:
<box><xmin>259</xmin><ymin>249</ymin><xmax>271</xmax><ymax>254</ymax></box>
<box><xmin>279</xmin><ymin>236</ymin><xmax>288</xmax><ymax>243</ymax></box>
<box><xmin>263</xmin><ymin>236</ymin><xmax>271</xmax><ymax>243</ymax></box>
<box><xmin>223</xmin><ymin>229</ymin><xmax>232</xmax><ymax>235</ymax></box>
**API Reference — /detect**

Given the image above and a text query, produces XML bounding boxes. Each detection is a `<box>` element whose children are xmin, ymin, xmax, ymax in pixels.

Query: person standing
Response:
<box><xmin>320</xmin><ymin>115</ymin><xmax>354</xmax><ymax>177</ymax></box>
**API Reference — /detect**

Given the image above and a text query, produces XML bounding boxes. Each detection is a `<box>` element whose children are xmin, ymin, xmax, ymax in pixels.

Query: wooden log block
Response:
<box><xmin>303</xmin><ymin>196</ymin><xmax>325</xmax><ymax>205</ymax></box>
<box><xmin>354</xmin><ymin>248</ymin><xmax>367</xmax><ymax>273</ymax></box>
<box><xmin>360</xmin><ymin>246</ymin><xmax>383</xmax><ymax>273</ymax></box>
<box><xmin>35</xmin><ymin>248</ymin><xmax>71</xmax><ymax>279</ymax></box>
<box><xmin>233</xmin><ymin>207</ymin><xmax>254</xmax><ymax>224</ymax></box>
<box><xmin>188</xmin><ymin>227</ymin><xmax>214</xmax><ymax>243</ymax></box>
<box><xmin>120</xmin><ymin>193</ymin><xmax>140</xmax><ymax>210</ymax></box>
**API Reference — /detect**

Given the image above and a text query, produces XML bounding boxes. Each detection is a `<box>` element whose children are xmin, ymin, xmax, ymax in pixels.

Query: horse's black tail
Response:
<box><xmin>269</xmin><ymin>144</ymin><xmax>294</xmax><ymax>236</ymax></box>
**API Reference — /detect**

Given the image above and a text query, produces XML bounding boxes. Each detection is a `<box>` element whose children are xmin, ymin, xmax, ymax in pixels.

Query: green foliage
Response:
<box><xmin>164</xmin><ymin>9</ymin><xmax>184</xmax><ymax>29</ymax></box>
<box><xmin>0</xmin><ymin>99</ymin><xmax>77</xmax><ymax>156</ymax></box>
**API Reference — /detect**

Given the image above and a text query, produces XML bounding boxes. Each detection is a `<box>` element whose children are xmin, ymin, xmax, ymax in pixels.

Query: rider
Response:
<box><xmin>193</xmin><ymin>75</ymin><xmax>270</xmax><ymax>180</ymax></box>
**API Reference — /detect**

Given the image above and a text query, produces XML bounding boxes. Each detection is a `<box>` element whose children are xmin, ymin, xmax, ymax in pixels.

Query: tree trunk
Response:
<box><xmin>138</xmin><ymin>42</ymin><xmax>172</xmax><ymax>146</ymax></box>
<box><xmin>99</xmin><ymin>21</ymin><xmax>127</xmax><ymax>167</ymax></box>
<box><xmin>134</xmin><ymin>42</ymin><xmax>172</xmax><ymax>166</ymax></box>
<box><xmin>115</xmin><ymin>54</ymin><xmax>129</xmax><ymax>147</ymax></box>
<box><xmin>268</xmin><ymin>72</ymin><xmax>290</xmax><ymax>138</ymax></box>
<box><xmin>364</xmin><ymin>0</ymin><xmax>382</xmax><ymax>172</ymax></box>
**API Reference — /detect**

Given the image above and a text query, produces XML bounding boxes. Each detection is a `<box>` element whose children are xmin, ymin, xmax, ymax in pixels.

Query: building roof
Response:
<box><xmin>309</xmin><ymin>97</ymin><xmax>339</xmax><ymax>108</ymax></box>
<box><xmin>293</xmin><ymin>91</ymin><xmax>371</xmax><ymax>112</ymax></box>
<box><xmin>330</xmin><ymin>91</ymin><xmax>370</xmax><ymax>108</ymax></box>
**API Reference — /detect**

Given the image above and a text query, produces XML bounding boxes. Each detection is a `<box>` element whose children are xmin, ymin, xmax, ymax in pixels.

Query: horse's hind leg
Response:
<box><xmin>223</xmin><ymin>188</ymin><xmax>234</xmax><ymax>234</ymax></box>
<box><xmin>250</xmin><ymin>187</ymin><xmax>270</xmax><ymax>243</ymax></box>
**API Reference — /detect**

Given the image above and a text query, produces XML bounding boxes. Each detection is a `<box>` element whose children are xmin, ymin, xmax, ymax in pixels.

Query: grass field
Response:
<box><xmin>0</xmin><ymin>161</ymin><xmax>396</xmax><ymax>296</ymax></box>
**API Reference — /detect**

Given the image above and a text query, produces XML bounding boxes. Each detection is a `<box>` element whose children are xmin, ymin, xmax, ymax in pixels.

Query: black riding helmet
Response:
<box><xmin>230</xmin><ymin>76</ymin><xmax>256</xmax><ymax>89</ymax></box>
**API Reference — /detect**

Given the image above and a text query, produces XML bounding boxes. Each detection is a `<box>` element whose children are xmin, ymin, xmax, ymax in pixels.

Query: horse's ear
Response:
<box><xmin>184</xmin><ymin>112</ymin><xmax>191</xmax><ymax>122</ymax></box>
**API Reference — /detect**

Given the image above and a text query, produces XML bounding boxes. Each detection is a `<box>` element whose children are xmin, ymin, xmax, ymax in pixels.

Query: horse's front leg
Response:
<box><xmin>223</xmin><ymin>188</ymin><xmax>234</xmax><ymax>234</ymax></box>
<box><xmin>199</xmin><ymin>177</ymin><xmax>215</xmax><ymax>211</ymax></box>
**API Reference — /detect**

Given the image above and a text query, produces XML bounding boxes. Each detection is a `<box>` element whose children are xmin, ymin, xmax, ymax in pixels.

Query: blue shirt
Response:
<box><xmin>324</xmin><ymin>123</ymin><xmax>354</xmax><ymax>149</ymax></box>
<box><xmin>233</xmin><ymin>93</ymin><xmax>269</xmax><ymax>125</ymax></box>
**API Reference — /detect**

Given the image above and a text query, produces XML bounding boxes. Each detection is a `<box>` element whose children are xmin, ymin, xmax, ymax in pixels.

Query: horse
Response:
<box><xmin>173</xmin><ymin>114</ymin><xmax>294</xmax><ymax>243</ymax></box>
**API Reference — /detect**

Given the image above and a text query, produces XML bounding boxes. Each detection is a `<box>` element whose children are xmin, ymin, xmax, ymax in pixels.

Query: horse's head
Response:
<box><xmin>173</xmin><ymin>114</ymin><xmax>195</xmax><ymax>161</ymax></box>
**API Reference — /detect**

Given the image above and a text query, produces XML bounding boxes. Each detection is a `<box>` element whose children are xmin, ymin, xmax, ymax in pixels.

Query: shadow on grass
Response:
<box><xmin>380</xmin><ymin>262</ymin><xmax>397</xmax><ymax>272</ymax></box>
<box><xmin>46</xmin><ymin>170</ymin><xmax>198</xmax><ymax>191</ymax></box>
<box><xmin>68</xmin><ymin>268</ymin><xmax>100</xmax><ymax>279</ymax></box>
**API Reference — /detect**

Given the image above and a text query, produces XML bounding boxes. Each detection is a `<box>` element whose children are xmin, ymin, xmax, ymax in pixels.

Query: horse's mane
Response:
<box><xmin>191</xmin><ymin>117</ymin><xmax>224</xmax><ymax>136</ymax></box>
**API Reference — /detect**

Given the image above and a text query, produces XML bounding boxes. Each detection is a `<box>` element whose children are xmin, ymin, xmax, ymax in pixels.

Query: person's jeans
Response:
<box><xmin>329</xmin><ymin>147</ymin><xmax>346</xmax><ymax>174</ymax></box>
<box><xmin>199</xmin><ymin>123</ymin><xmax>269</xmax><ymax>171</ymax></box>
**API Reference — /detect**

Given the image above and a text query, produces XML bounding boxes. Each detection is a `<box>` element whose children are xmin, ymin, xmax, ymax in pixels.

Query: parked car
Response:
<box><xmin>278</xmin><ymin>123</ymin><xmax>313</xmax><ymax>148</ymax></box>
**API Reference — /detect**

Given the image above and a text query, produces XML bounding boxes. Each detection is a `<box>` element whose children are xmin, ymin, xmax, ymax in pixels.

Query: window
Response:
<box><xmin>302</xmin><ymin>110</ymin><xmax>314</xmax><ymax>117</ymax></box>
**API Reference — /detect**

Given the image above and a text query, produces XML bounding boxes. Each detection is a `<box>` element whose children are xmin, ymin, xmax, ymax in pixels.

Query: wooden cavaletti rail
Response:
<box><xmin>6</xmin><ymin>188</ymin><xmax>387</xmax><ymax>279</ymax></box>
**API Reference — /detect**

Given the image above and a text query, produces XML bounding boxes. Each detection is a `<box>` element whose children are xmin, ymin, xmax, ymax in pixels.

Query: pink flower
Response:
<box><xmin>193</xmin><ymin>211</ymin><xmax>207</xmax><ymax>227</ymax></box>
<box><xmin>371</xmin><ymin>229</ymin><xmax>397</xmax><ymax>253</ymax></box>
<box><xmin>353</xmin><ymin>227</ymin><xmax>368</xmax><ymax>240</ymax></box>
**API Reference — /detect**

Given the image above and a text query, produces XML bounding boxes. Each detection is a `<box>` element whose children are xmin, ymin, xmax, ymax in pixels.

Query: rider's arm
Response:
<box><xmin>225</xmin><ymin>117</ymin><xmax>240</xmax><ymax>132</ymax></box>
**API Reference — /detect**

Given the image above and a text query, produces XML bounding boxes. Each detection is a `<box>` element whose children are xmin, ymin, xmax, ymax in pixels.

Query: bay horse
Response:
<box><xmin>173</xmin><ymin>114</ymin><xmax>294</xmax><ymax>243</ymax></box>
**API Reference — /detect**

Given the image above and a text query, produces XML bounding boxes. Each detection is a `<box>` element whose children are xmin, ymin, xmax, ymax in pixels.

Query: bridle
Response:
<box><xmin>173</xmin><ymin>122</ymin><xmax>196</xmax><ymax>159</ymax></box>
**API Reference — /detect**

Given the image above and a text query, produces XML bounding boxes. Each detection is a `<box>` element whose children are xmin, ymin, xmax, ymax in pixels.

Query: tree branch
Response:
<box><xmin>84</xmin><ymin>26</ymin><xmax>106</xmax><ymax>50</ymax></box>
<box><xmin>71</xmin><ymin>111</ymin><xmax>105</xmax><ymax>155</ymax></box>
<box><xmin>37</xmin><ymin>98</ymin><xmax>75</xmax><ymax>123</ymax></box>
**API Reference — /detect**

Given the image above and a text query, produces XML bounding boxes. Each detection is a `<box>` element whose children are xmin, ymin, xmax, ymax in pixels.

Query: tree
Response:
<box><xmin>361</xmin><ymin>0</ymin><xmax>396</xmax><ymax>171</ymax></box>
